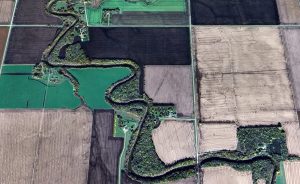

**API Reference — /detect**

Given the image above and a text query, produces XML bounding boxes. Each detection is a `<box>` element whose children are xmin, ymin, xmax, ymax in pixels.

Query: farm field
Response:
<box><xmin>88</xmin><ymin>110</ymin><xmax>123</xmax><ymax>184</ymax></box>
<box><xmin>191</xmin><ymin>0</ymin><xmax>279</xmax><ymax>25</ymax></box>
<box><xmin>199</xmin><ymin>123</ymin><xmax>238</xmax><ymax>154</ymax></box>
<box><xmin>169</xmin><ymin>176</ymin><xmax>197</xmax><ymax>184</ymax></box>
<box><xmin>202</xmin><ymin>166</ymin><xmax>253</xmax><ymax>184</ymax></box>
<box><xmin>281</xmin><ymin>28</ymin><xmax>300</xmax><ymax>110</ymax></box>
<box><xmin>86</xmin><ymin>0</ymin><xmax>186</xmax><ymax>25</ymax></box>
<box><xmin>5</xmin><ymin>27</ymin><xmax>59</xmax><ymax>64</ymax></box>
<box><xmin>0</xmin><ymin>28</ymin><xmax>8</xmax><ymax>63</ymax></box>
<box><xmin>283</xmin><ymin>160</ymin><xmax>300</xmax><ymax>184</ymax></box>
<box><xmin>81</xmin><ymin>28</ymin><xmax>191</xmax><ymax>65</ymax></box>
<box><xmin>0</xmin><ymin>109</ymin><xmax>92</xmax><ymax>184</ymax></box>
<box><xmin>0</xmin><ymin>65</ymin><xmax>131</xmax><ymax>109</ymax></box>
<box><xmin>282</xmin><ymin>122</ymin><xmax>300</xmax><ymax>157</ymax></box>
<box><xmin>111</xmin><ymin>12</ymin><xmax>188</xmax><ymax>25</ymax></box>
<box><xmin>195</xmin><ymin>26</ymin><xmax>296</xmax><ymax>125</ymax></box>
<box><xmin>152</xmin><ymin>120</ymin><xmax>195</xmax><ymax>164</ymax></box>
<box><xmin>0</xmin><ymin>0</ymin><xmax>14</xmax><ymax>23</ymax></box>
<box><xmin>0</xmin><ymin>65</ymin><xmax>80</xmax><ymax>109</ymax></box>
<box><xmin>14</xmin><ymin>0</ymin><xmax>62</xmax><ymax>24</ymax></box>
<box><xmin>276</xmin><ymin>0</ymin><xmax>300</xmax><ymax>24</ymax></box>
<box><xmin>68</xmin><ymin>67</ymin><xmax>131</xmax><ymax>109</ymax></box>
<box><xmin>144</xmin><ymin>66</ymin><xmax>193</xmax><ymax>116</ymax></box>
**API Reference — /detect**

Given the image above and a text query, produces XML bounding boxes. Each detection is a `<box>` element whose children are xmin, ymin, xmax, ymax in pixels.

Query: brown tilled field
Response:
<box><xmin>199</xmin><ymin>123</ymin><xmax>237</xmax><ymax>153</ymax></box>
<box><xmin>195</xmin><ymin>26</ymin><xmax>297</xmax><ymax>125</ymax></box>
<box><xmin>276</xmin><ymin>0</ymin><xmax>300</xmax><ymax>24</ymax></box>
<box><xmin>0</xmin><ymin>28</ymin><xmax>8</xmax><ymax>63</ymax></box>
<box><xmin>283</xmin><ymin>122</ymin><xmax>300</xmax><ymax>156</ymax></box>
<box><xmin>283</xmin><ymin>160</ymin><xmax>300</xmax><ymax>184</ymax></box>
<box><xmin>0</xmin><ymin>0</ymin><xmax>14</xmax><ymax>23</ymax></box>
<box><xmin>0</xmin><ymin>108</ymin><xmax>93</xmax><ymax>184</ymax></box>
<box><xmin>152</xmin><ymin>120</ymin><xmax>195</xmax><ymax>164</ymax></box>
<box><xmin>202</xmin><ymin>166</ymin><xmax>253</xmax><ymax>184</ymax></box>
<box><xmin>144</xmin><ymin>65</ymin><xmax>193</xmax><ymax>116</ymax></box>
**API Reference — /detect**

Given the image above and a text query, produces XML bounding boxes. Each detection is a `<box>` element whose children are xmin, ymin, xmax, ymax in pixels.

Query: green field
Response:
<box><xmin>0</xmin><ymin>65</ymin><xmax>80</xmax><ymax>108</ymax></box>
<box><xmin>68</xmin><ymin>67</ymin><xmax>131</xmax><ymax>109</ymax></box>
<box><xmin>86</xmin><ymin>0</ymin><xmax>186</xmax><ymax>25</ymax></box>
<box><xmin>0</xmin><ymin>66</ymin><xmax>131</xmax><ymax>109</ymax></box>
<box><xmin>276</xmin><ymin>162</ymin><xmax>286</xmax><ymax>184</ymax></box>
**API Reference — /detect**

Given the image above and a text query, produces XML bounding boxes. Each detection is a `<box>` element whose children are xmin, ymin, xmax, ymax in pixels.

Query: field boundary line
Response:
<box><xmin>0</xmin><ymin>0</ymin><xmax>19</xmax><ymax>75</ymax></box>
<box><xmin>0</xmin><ymin>24</ymin><xmax>63</xmax><ymax>28</ymax></box>
<box><xmin>159</xmin><ymin>117</ymin><xmax>195</xmax><ymax>121</ymax></box>
<box><xmin>187</xmin><ymin>0</ymin><xmax>200</xmax><ymax>183</ymax></box>
<box><xmin>84</xmin><ymin>2</ymin><xmax>89</xmax><ymax>27</ymax></box>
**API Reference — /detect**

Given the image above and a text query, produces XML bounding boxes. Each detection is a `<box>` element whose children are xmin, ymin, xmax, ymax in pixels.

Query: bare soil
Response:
<box><xmin>195</xmin><ymin>27</ymin><xmax>296</xmax><ymax>125</ymax></box>
<box><xmin>14</xmin><ymin>0</ymin><xmax>62</xmax><ymax>24</ymax></box>
<box><xmin>283</xmin><ymin>160</ymin><xmax>300</xmax><ymax>184</ymax></box>
<box><xmin>5</xmin><ymin>27</ymin><xmax>59</xmax><ymax>64</ymax></box>
<box><xmin>144</xmin><ymin>66</ymin><xmax>193</xmax><ymax>116</ymax></box>
<box><xmin>0</xmin><ymin>28</ymin><xmax>8</xmax><ymax>63</ymax></box>
<box><xmin>282</xmin><ymin>122</ymin><xmax>300</xmax><ymax>157</ymax></box>
<box><xmin>0</xmin><ymin>0</ymin><xmax>14</xmax><ymax>23</ymax></box>
<box><xmin>88</xmin><ymin>110</ymin><xmax>123</xmax><ymax>184</ymax></box>
<box><xmin>276</xmin><ymin>0</ymin><xmax>300</xmax><ymax>24</ymax></box>
<box><xmin>0</xmin><ymin>108</ymin><xmax>93</xmax><ymax>184</ymax></box>
<box><xmin>152</xmin><ymin>120</ymin><xmax>195</xmax><ymax>164</ymax></box>
<box><xmin>202</xmin><ymin>166</ymin><xmax>253</xmax><ymax>184</ymax></box>
<box><xmin>199</xmin><ymin>123</ymin><xmax>238</xmax><ymax>153</ymax></box>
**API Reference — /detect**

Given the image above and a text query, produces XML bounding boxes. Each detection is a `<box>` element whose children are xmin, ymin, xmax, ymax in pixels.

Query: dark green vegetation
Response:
<box><xmin>200</xmin><ymin>125</ymin><xmax>292</xmax><ymax>184</ymax></box>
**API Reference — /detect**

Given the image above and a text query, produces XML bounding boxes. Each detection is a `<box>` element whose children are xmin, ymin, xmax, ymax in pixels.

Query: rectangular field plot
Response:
<box><xmin>81</xmin><ymin>28</ymin><xmax>191</xmax><ymax>65</ymax></box>
<box><xmin>86</xmin><ymin>0</ymin><xmax>187</xmax><ymax>26</ymax></box>
<box><xmin>14</xmin><ymin>0</ymin><xmax>62</xmax><ymax>24</ymax></box>
<box><xmin>5</xmin><ymin>27</ymin><xmax>59</xmax><ymax>64</ymax></box>
<box><xmin>276</xmin><ymin>0</ymin><xmax>300</xmax><ymax>24</ymax></box>
<box><xmin>195</xmin><ymin>27</ymin><xmax>297</xmax><ymax>125</ymax></box>
<box><xmin>88</xmin><ymin>110</ymin><xmax>123</xmax><ymax>184</ymax></box>
<box><xmin>282</xmin><ymin>28</ymin><xmax>300</xmax><ymax>110</ymax></box>
<box><xmin>0</xmin><ymin>65</ymin><xmax>81</xmax><ymax>109</ymax></box>
<box><xmin>0</xmin><ymin>109</ymin><xmax>92</xmax><ymax>184</ymax></box>
<box><xmin>144</xmin><ymin>66</ymin><xmax>193</xmax><ymax>116</ymax></box>
<box><xmin>0</xmin><ymin>27</ymin><xmax>8</xmax><ymax>64</ymax></box>
<box><xmin>0</xmin><ymin>0</ymin><xmax>14</xmax><ymax>23</ymax></box>
<box><xmin>191</xmin><ymin>0</ymin><xmax>279</xmax><ymax>25</ymax></box>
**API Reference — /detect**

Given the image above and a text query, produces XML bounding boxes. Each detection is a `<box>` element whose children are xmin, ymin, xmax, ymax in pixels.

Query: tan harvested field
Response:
<box><xmin>0</xmin><ymin>0</ymin><xmax>14</xmax><ymax>23</ymax></box>
<box><xmin>281</xmin><ymin>28</ymin><xmax>300</xmax><ymax>110</ymax></box>
<box><xmin>283</xmin><ymin>122</ymin><xmax>300</xmax><ymax>156</ymax></box>
<box><xmin>199</xmin><ymin>123</ymin><xmax>237</xmax><ymax>153</ymax></box>
<box><xmin>0</xmin><ymin>108</ymin><xmax>93</xmax><ymax>184</ymax></box>
<box><xmin>283</xmin><ymin>160</ymin><xmax>300</xmax><ymax>184</ymax></box>
<box><xmin>276</xmin><ymin>0</ymin><xmax>300</xmax><ymax>24</ymax></box>
<box><xmin>202</xmin><ymin>166</ymin><xmax>253</xmax><ymax>184</ymax></box>
<box><xmin>144</xmin><ymin>65</ymin><xmax>193</xmax><ymax>116</ymax></box>
<box><xmin>195</xmin><ymin>26</ymin><xmax>297</xmax><ymax>125</ymax></box>
<box><xmin>152</xmin><ymin>120</ymin><xmax>195</xmax><ymax>164</ymax></box>
<box><xmin>0</xmin><ymin>28</ymin><xmax>8</xmax><ymax>63</ymax></box>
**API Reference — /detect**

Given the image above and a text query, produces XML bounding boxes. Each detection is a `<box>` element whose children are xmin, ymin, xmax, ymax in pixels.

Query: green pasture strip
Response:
<box><xmin>68</xmin><ymin>67</ymin><xmax>131</xmax><ymax>109</ymax></box>
<box><xmin>86</xmin><ymin>0</ymin><xmax>186</xmax><ymax>25</ymax></box>
<box><xmin>0</xmin><ymin>65</ymin><xmax>80</xmax><ymax>109</ymax></box>
<box><xmin>87</xmin><ymin>8</ymin><xmax>102</xmax><ymax>25</ymax></box>
<box><xmin>276</xmin><ymin>162</ymin><xmax>286</xmax><ymax>184</ymax></box>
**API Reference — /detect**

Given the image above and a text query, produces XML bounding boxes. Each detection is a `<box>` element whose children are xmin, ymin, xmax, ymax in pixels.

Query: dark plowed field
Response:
<box><xmin>0</xmin><ymin>28</ymin><xmax>8</xmax><ymax>63</ymax></box>
<box><xmin>14</xmin><ymin>0</ymin><xmax>62</xmax><ymax>24</ymax></box>
<box><xmin>111</xmin><ymin>12</ymin><xmax>189</xmax><ymax>25</ymax></box>
<box><xmin>5</xmin><ymin>28</ymin><xmax>59</xmax><ymax>64</ymax></box>
<box><xmin>88</xmin><ymin>110</ymin><xmax>123</xmax><ymax>184</ymax></box>
<box><xmin>81</xmin><ymin>28</ymin><xmax>191</xmax><ymax>65</ymax></box>
<box><xmin>191</xmin><ymin>0</ymin><xmax>279</xmax><ymax>25</ymax></box>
